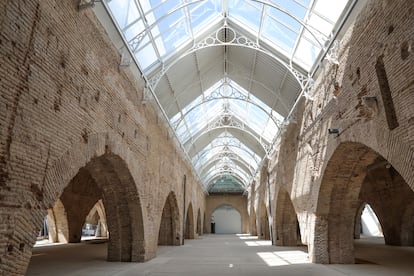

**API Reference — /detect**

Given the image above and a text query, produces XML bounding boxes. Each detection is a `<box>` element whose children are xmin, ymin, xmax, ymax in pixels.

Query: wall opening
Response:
<box><xmin>212</xmin><ymin>205</ymin><xmax>242</xmax><ymax>234</ymax></box>
<box><xmin>315</xmin><ymin>142</ymin><xmax>413</xmax><ymax>264</ymax></box>
<box><xmin>275</xmin><ymin>188</ymin><xmax>302</xmax><ymax>246</ymax></box>
<box><xmin>158</xmin><ymin>192</ymin><xmax>180</xmax><ymax>245</ymax></box>
<box><xmin>259</xmin><ymin>202</ymin><xmax>270</xmax><ymax>240</ymax></box>
<box><xmin>185</xmin><ymin>203</ymin><xmax>195</xmax><ymax>239</ymax></box>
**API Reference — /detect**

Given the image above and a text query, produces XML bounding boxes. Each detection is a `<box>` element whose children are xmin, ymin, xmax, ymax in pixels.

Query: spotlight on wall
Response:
<box><xmin>328</xmin><ymin>128</ymin><xmax>340</xmax><ymax>136</ymax></box>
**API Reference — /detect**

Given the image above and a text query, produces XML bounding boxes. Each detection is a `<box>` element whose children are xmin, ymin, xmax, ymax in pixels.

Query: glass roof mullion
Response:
<box><xmin>133</xmin><ymin>0</ymin><xmax>162</xmax><ymax>62</ymax></box>
<box><xmin>289</xmin><ymin>0</ymin><xmax>316</xmax><ymax>63</ymax></box>
<box><xmin>257</xmin><ymin>4</ymin><xmax>266</xmax><ymax>44</ymax></box>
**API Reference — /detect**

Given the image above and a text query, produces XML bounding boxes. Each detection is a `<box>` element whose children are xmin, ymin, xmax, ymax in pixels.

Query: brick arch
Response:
<box><xmin>206</xmin><ymin>196</ymin><xmax>249</xmax><ymax>233</ymax></box>
<box><xmin>158</xmin><ymin>191</ymin><xmax>180</xmax><ymax>245</ymax></box>
<box><xmin>59</xmin><ymin>167</ymin><xmax>101</xmax><ymax>243</ymax></box>
<box><xmin>258</xmin><ymin>201</ymin><xmax>270</xmax><ymax>240</ymax></box>
<box><xmin>274</xmin><ymin>187</ymin><xmax>301</xmax><ymax>246</ymax></box>
<box><xmin>313</xmin><ymin>142</ymin><xmax>384</xmax><ymax>264</ymax></box>
<box><xmin>21</xmin><ymin>133</ymin><xmax>147</xmax><ymax>273</ymax></box>
<box><xmin>46</xmin><ymin>199</ymin><xmax>69</xmax><ymax>243</ymax></box>
<box><xmin>185</xmin><ymin>203</ymin><xmax>195</xmax><ymax>239</ymax></box>
<box><xmin>86</xmin><ymin>200</ymin><xmax>108</xmax><ymax>238</ymax></box>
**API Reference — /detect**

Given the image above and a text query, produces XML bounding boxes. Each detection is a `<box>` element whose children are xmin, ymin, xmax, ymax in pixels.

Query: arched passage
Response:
<box><xmin>158</xmin><ymin>191</ymin><xmax>180</xmax><ymax>246</ymax></box>
<box><xmin>259</xmin><ymin>201</ymin><xmax>270</xmax><ymax>240</ymax></box>
<box><xmin>24</xmin><ymin>149</ymin><xmax>148</xmax><ymax>273</ymax></box>
<box><xmin>211</xmin><ymin>204</ymin><xmax>242</xmax><ymax>234</ymax></box>
<box><xmin>83</xmin><ymin>200</ymin><xmax>108</xmax><ymax>238</ymax></box>
<box><xmin>314</xmin><ymin>142</ymin><xmax>414</xmax><ymax>264</ymax></box>
<box><xmin>274</xmin><ymin>188</ymin><xmax>301</xmax><ymax>246</ymax></box>
<box><xmin>185</xmin><ymin>203</ymin><xmax>195</xmax><ymax>239</ymax></box>
<box><xmin>196</xmin><ymin>208</ymin><xmax>202</xmax><ymax>236</ymax></box>
<box><xmin>46</xmin><ymin>199</ymin><xmax>69</xmax><ymax>243</ymax></box>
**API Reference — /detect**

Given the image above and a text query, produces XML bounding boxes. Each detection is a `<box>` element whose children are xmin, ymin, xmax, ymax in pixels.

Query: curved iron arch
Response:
<box><xmin>192</xmin><ymin>143</ymin><xmax>261</xmax><ymax>167</ymax></box>
<box><xmin>186</xmin><ymin>123</ymin><xmax>269</xmax><ymax>156</ymax></box>
<box><xmin>126</xmin><ymin>0</ymin><xmax>325</xmax><ymax>56</ymax></box>
<box><xmin>173</xmin><ymin>95</ymin><xmax>281</xmax><ymax>132</ymax></box>
<box><xmin>198</xmin><ymin>154</ymin><xmax>255</xmax><ymax>177</ymax></box>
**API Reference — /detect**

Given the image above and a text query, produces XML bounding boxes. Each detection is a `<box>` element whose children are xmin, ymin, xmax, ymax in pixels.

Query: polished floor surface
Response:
<box><xmin>27</xmin><ymin>234</ymin><xmax>414</xmax><ymax>276</ymax></box>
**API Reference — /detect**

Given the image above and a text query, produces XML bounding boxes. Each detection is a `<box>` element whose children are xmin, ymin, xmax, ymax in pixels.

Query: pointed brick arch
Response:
<box><xmin>275</xmin><ymin>187</ymin><xmax>301</xmax><ymax>246</ymax></box>
<box><xmin>185</xmin><ymin>203</ymin><xmax>195</xmax><ymax>239</ymax></box>
<box><xmin>158</xmin><ymin>191</ymin><xmax>180</xmax><ymax>245</ymax></box>
<box><xmin>9</xmin><ymin>133</ymin><xmax>150</xmax><ymax>275</ymax></box>
<box><xmin>259</xmin><ymin>201</ymin><xmax>270</xmax><ymax>240</ymax></box>
<box><xmin>46</xmin><ymin>199</ymin><xmax>69</xmax><ymax>243</ymax></box>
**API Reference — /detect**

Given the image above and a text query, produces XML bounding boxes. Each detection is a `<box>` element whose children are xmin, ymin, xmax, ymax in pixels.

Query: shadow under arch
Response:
<box><xmin>274</xmin><ymin>187</ymin><xmax>302</xmax><ymax>246</ymax></box>
<box><xmin>158</xmin><ymin>191</ymin><xmax>181</xmax><ymax>246</ymax></box>
<box><xmin>63</xmin><ymin>154</ymin><xmax>145</xmax><ymax>261</ymax></box>
<box><xmin>259</xmin><ymin>201</ymin><xmax>270</xmax><ymax>240</ymax></box>
<box><xmin>185</xmin><ymin>203</ymin><xmax>195</xmax><ymax>239</ymax></box>
<box><xmin>32</xmin><ymin>132</ymin><xmax>149</xmax><ymax>268</ymax></box>
<box><xmin>313</xmin><ymin>142</ymin><xmax>413</xmax><ymax>264</ymax></box>
<box><xmin>250</xmin><ymin>206</ymin><xmax>257</xmax><ymax>236</ymax></box>
<box><xmin>196</xmin><ymin>208</ymin><xmax>202</xmax><ymax>236</ymax></box>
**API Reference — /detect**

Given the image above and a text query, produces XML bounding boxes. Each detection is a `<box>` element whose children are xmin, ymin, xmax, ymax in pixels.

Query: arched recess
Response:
<box><xmin>250</xmin><ymin>207</ymin><xmax>257</xmax><ymax>236</ymax></box>
<box><xmin>84</xmin><ymin>200</ymin><xmax>108</xmax><ymax>238</ymax></box>
<box><xmin>358</xmin><ymin>156</ymin><xmax>414</xmax><ymax>246</ymax></box>
<box><xmin>274</xmin><ymin>188</ymin><xmax>301</xmax><ymax>246</ymax></box>
<box><xmin>185</xmin><ymin>203</ymin><xmax>195</xmax><ymax>239</ymax></box>
<box><xmin>18</xmin><ymin>132</ymin><xmax>150</xmax><ymax>275</ymax></box>
<box><xmin>46</xmin><ymin>199</ymin><xmax>69</xmax><ymax>243</ymax></box>
<box><xmin>59</xmin><ymin>154</ymin><xmax>144</xmax><ymax>262</ymax></box>
<box><xmin>158</xmin><ymin>191</ymin><xmax>180</xmax><ymax>246</ymax></box>
<box><xmin>313</xmin><ymin>142</ymin><xmax>413</xmax><ymax>264</ymax></box>
<box><xmin>211</xmin><ymin>204</ymin><xmax>242</xmax><ymax>234</ymax></box>
<box><xmin>196</xmin><ymin>208</ymin><xmax>202</xmax><ymax>236</ymax></box>
<box><xmin>259</xmin><ymin>201</ymin><xmax>270</xmax><ymax>240</ymax></box>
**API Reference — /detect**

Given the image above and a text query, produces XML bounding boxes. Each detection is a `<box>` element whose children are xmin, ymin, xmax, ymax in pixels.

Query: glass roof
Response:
<box><xmin>104</xmin><ymin>0</ymin><xmax>354</xmax><ymax>192</ymax></box>
<box><xmin>106</xmin><ymin>0</ymin><xmax>349</xmax><ymax>72</ymax></box>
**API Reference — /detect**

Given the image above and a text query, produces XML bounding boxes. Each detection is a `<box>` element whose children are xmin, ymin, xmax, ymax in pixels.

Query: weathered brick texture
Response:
<box><xmin>249</xmin><ymin>0</ymin><xmax>414</xmax><ymax>264</ymax></box>
<box><xmin>0</xmin><ymin>0</ymin><xmax>205</xmax><ymax>274</ymax></box>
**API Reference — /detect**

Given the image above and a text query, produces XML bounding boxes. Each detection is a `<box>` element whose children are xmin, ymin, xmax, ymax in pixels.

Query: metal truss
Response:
<box><xmin>197</xmin><ymin>151</ymin><xmax>256</xmax><ymax>176</ymax></box>
<box><xmin>205</xmin><ymin>173</ymin><xmax>247</xmax><ymax>190</ymax></box>
<box><xmin>202</xmin><ymin>166</ymin><xmax>250</xmax><ymax>186</ymax></box>
<box><xmin>192</xmin><ymin>143</ymin><xmax>261</xmax><ymax>168</ymax></box>
<box><xmin>200</xmin><ymin>160</ymin><xmax>253</xmax><ymax>180</ymax></box>
<box><xmin>148</xmin><ymin>23</ymin><xmax>311</xmax><ymax>91</ymax></box>
<box><xmin>186</xmin><ymin>114</ymin><xmax>270</xmax><ymax>155</ymax></box>
<box><xmin>171</xmin><ymin>82</ymin><xmax>283</xmax><ymax>131</ymax></box>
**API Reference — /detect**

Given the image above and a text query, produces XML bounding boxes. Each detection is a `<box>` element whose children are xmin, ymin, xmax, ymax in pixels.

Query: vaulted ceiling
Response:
<box><xmin>103</xmin><ymin>0</ymin><xmax>357</xmax><ymax>193</ymax></box>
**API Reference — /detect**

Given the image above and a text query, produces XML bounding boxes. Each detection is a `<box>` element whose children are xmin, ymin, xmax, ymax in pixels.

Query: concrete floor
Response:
<box><xmin>27</xmin><ymin>235</ymin><xmax>414</xmax><ymax>276</ymax></box>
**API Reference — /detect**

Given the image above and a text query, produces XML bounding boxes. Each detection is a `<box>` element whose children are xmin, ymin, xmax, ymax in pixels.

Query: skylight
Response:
<box><xmin>103</xmin><ymin>0</ymin><xmax>355</xmax><ymax>192</ymax></box>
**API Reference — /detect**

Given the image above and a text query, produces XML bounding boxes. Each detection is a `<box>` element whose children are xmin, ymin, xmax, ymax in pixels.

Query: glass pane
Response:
<box><xmin>229</xmin><ymin>0</ymin><xmax>262</xmax><ymax>33</ymax></box>
<box><xmin>108</xmin><ymin>0</ymin><xmax>139</xmax><ymax>29</ymax></box>
<box><xmin>262</xmin><ymin>16</ymin><xmax>297</xmax><ymax>54</ymax></box>
<box><xmin>190</xmin><ymin>1</ymin><xmax>222</xmax><ymax>33</ymax></box>
<box><xmin>135</xmin><ymin>43</ymin><xmax>158</xmax><ymax>70</ymax></box>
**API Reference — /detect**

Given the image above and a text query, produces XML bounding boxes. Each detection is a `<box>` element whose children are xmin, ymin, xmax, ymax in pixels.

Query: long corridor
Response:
<box><xmin>27</xmin><ymin>235</ymin><xmax>414</xmax><ymax>276</ymax></box>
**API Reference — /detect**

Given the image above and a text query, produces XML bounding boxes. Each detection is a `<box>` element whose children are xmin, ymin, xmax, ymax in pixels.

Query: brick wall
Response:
<box><xmin>250</xmin><ymin>0</ymin><xmax>414</xmax><ymax>264</ymax></box>
<box><xmin>0</xmin><ymin>0</ymin><xmax>205</xmax><ymax>274</ymax></box>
